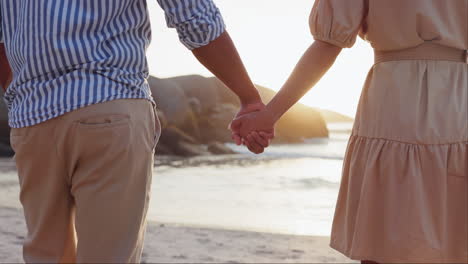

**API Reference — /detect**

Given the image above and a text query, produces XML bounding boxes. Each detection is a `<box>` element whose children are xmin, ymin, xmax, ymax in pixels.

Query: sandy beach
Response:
<box><xmin>0</xmin><ymin>206</ymin><xmax>353</xmax><ymax>263</ymax></box>
<box><xmin>0</xmin><ymin>155</ymin><xmax>354</xmax><ymax>263</ymax></box>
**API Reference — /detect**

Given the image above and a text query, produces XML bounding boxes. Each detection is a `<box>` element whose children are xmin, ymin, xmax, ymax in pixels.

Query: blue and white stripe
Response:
<box><xmin>0</xmin><ymin>0</ymin><xmax>225</xmax><ymax>128</ymax></box>
<box><xmin>157</xmin><ymin>0</ymin><xmax>225</xmax><ymax>49</ymax></box>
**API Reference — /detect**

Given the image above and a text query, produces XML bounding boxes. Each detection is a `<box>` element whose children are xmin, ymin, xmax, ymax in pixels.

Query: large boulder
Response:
<box><xmin>319</xmin><ymin>109</ymin><xmax>354</xmax><ymax>123</ymax></box>
<box><xmin>149</xmin><ymin>75</ymin><xmax>329</xmax><ymax>144</ymax></box>
<box><xmin>274</xmin><ymin>102</ymin><xmax>329</xmax><ymax>143</ymax></box>
<box><xmin>148</xmin><ymin>77</ymin><xmax>190</xmax><ymax>127</ymax></box>
<box><xmin>166</xmin><ymin>75</ymin><xmax>221</xmax><ymax>114</ymax></box>
<box><xmin>0</xmin><ymin>89</ymin><xmax>11</xmax><ymax>154</ymax></box>
<box><xmin>0</xmin><ymin>74</ymin><xmax>331</xmax><ymax>157</ymax></box>
<box><xmin>148</xmin><ymin>76</ymin><xmax>201</xmax><ymax>141</ymax></box>
<box><xmin>197</xmin><ymin>104</ymin><xmax>239</xmax><ymax>143</ymax></box>
<box><xmin>157</xmin><ymin>126</ymin><xmax>210</xmax><ymax>157</ymax></box>
<box><xmin>208</xmin><ymin>141</ymin><xmax>236</xmax><ymax>155</ymax></box>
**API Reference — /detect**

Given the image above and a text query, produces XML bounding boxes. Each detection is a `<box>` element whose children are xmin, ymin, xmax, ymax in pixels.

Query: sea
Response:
<box><xmin>148</xmin><ymin>122</ymin><xmax>353</xmax><ymax>236</ymax></box>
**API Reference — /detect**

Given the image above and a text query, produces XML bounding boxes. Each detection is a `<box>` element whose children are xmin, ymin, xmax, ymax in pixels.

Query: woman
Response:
<box><xmin>230</xmin><ymin>0</ymin><xmax>467</xmax><ymax>263</ymax></box>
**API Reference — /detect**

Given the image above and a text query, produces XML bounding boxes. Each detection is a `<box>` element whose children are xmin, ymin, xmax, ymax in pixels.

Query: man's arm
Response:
<box><xmin>0</xmin><ymin>44</ymin><xmax>12</xmax><ymax>91</ymax></box>
<box><xmin>157</xmin><ymin>0</ymin><xmax>268</xmax><ymax>153</ymax></box>
<box><xmin>191</xmin><ymin>32</ymin><xmax>261</xmax><ymax>106</ymax></box>
<box><xmin>192</xmin><ymin>33</ymin><xmax>273</xmax><ymax>154</ymax></box>
<box><xmin>156</xmin><ymin>0</ymin><xmax>261</xmax><ymax>106</ymax></box>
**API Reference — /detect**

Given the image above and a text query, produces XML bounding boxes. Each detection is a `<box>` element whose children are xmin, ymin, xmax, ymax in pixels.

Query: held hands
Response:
<box><xmin>229</xmin><ymin>102</ymin><xmax>276</xmax><ymax>154</ymax></box>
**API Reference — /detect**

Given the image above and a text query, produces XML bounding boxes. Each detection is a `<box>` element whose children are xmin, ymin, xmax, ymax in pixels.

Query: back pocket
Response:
<box><xmin>77</xmin><ymin>114</ymin><xmax>130</xmax><ymax>129</ymax></box>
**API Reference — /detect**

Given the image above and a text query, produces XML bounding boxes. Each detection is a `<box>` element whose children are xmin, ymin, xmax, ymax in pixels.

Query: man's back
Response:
<box><xmin>1</xmin><ymin>0</ymin><xmax>154</xmax><ymax>127</ymax></box>
<box><xmin>0</xmin><ymin>0</ymin><xmax>268</xmax><ymax>261</ymax></box>
<box><xmin>0</xmin><ymin>0</ymin><xmax>225</xmax><ymax>128</ymax></box>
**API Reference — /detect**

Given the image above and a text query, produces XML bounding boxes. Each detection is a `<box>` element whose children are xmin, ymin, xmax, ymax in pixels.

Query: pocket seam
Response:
<box><xmin>76</xmin><ymin>115</ymin><xmax>130</xmax><ymax>128</ymax></box>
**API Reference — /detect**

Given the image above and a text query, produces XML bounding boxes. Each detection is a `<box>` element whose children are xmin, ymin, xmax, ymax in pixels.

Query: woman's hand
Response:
<box><xmin>230</xmin><ymin>101</ymin><xmax>266</xmax><ymax>145</ymax></box>
<box><xmin>230</xmin><ymin>109</ymin><xmax>276</xmax><ymax>154</ymax></box>
<box><xmin>242</xmin><ymin>131</ymin><xmax>274</xmax><ymax>154</ymax></box>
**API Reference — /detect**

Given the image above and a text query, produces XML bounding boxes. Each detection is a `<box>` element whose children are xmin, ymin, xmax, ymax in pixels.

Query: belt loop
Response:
<box><xmin>465</xmin><ymin>50</ymin><xmax>468</xmax><ymax>64</ymax></box>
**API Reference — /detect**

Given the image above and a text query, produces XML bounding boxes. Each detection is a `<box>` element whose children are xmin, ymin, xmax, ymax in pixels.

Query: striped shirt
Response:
<box><xmin>0</xmin><ymin>0</ymin><xmax>225</xmax><ymax>128</ymax></box>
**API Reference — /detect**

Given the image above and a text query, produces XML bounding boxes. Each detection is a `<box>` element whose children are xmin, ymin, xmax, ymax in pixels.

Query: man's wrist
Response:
<box><xmin>239</xmin><ymin>90</ymin><xmax>262</xmax><ymax>107</ymax></box>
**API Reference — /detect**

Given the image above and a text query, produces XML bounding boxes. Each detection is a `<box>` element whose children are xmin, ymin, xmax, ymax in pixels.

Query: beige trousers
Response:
<box><xmin>10</xmin><ymin>99</ymin><xmax>161</xmax><ymax>263</ymax></box>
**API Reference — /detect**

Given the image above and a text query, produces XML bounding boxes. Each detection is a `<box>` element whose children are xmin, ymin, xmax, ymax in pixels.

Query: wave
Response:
<box><xmin>227</xmin><ymin>137</ymin><xmax>348</xmax><ymax>161</ymax></box>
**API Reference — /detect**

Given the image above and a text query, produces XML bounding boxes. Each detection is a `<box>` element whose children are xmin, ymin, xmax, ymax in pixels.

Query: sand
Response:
<box><xmin>0</xmin><ymin>207</ymin><xmax>353</xmax><ymax>263</ymax></box>
<box><xmin>0</xmin><ymin>157</ymin><xmax>354</xmax><ymax>263</ymax></box>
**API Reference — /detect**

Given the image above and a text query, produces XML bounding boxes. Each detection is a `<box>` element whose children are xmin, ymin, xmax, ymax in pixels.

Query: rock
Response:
<box><xmin>0</xmin><ymin>142</ymin><xmax>13</xmax><ymax>156</ymax></box>
<box><xmin>0</xmin><ymin>74</ymin><xmax>332</xmax><ymax>157</ymax></box>
<box><xmin>154</xmin><ymin>142</ymin><xmax>175</xmax><ymax>156</ymax></box>
<box><xmin>319</xmin><ymin>109</ymin><xmax>354</xmax><ymax>122</ymax></box>
<box><xmin>166</xmin><ymin>75</ymin><xmax>221</xmax><ymax>113</ymax></box>
<box><xmin>176</xmin><ymin>141</ymin><xmax>210</xmax><ymax>157</ymax></box>
<box><xmin>207</xmin><ymin>142</ymin><xmax>236</xmax><ymax>155</ymax></box>
<box><xmin>204</xmin><ymin>77</ymin><xmax>329</xmax><ymax>143</ymax></box>
<box><xmin>197</xmin><ymin>104</ymin><xmax>239</xmax><ymax>144</ymax></box>
<box><xmin>148</xmin><ymin>76</ymin><xmax>202</xmax><ymax>141</ymax></box>
<box><xmin>187</xmin><ymin>97</ymin><xmax>202</xmax><ymax>115</ymax></box>
<box><xmin>274</xmin><ymin>103</ymin><xmax>329</xmax><ymax>143</ymax></box>
<box><xmin>157</xmin><ymin>126</ymin><xmax>209</xmax><ymax>157</ymax></box>
<box><xmin>148</xmin><ymin>77</ymin><xmax>195</xmax><ymax>126</ymax></box>
<box><xmin>160</xmin><ymin>126</ymin><xmax>198</xmax><ymax>145</ymax></box>
<box><xmin>148</xmin><ymin>74</ymin><xmax>329</xmax><ymax>145</ymax></box>
<box><xmin>155</xmin><ymin>109</ymin><xmax>168</xmax><ymax>129</ymax></box>
<box><xmin>0</xmin><ymin>89</ymin><xmax>10</xmax><ymax>150</ymax></box>
<box><xmin>178</xmin><ymin>110</ymin><xmax>202</xmax><ymax>142</ymax></box>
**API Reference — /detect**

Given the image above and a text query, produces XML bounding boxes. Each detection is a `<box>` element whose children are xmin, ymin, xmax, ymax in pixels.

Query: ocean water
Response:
<box><xmin>148</xmin><ymin>122</ymin><xmax>353</xmax><ymax>236</ymax></box>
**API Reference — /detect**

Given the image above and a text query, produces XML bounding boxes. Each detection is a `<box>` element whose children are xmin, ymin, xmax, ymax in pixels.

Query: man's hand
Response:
<box><xmin>243</xmin><ymin>131</ymin><xmax>274</xmax><ymax>154</ymax></box>
<box><xmin>230</xmin><ymin>107</ymin><xmax>276</xmax><ymax>154</ymax></box>
<box><xmin>229</xmin><ymin>101</ymin><xmax>274</xmax><ymax>154</ymax></box>
<box><xmin>230</xmin><ymin>101</ymin><xmax>265</xmax><ymax>145</ymax></box>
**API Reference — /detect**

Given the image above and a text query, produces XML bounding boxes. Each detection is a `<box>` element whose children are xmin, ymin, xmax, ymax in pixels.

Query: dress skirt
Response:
<box><xmin>330</xmin><ymin>60</ymin><xmax>468</xmax><ymax>263</ymax></box>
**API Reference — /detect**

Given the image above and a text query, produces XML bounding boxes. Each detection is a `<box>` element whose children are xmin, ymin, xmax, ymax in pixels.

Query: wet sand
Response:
<box><xmin>0</xmin><ymin>157</ymin><xmax>354</xmax><ymax>263</ymax></box>
<box><xmin>0</xmin><ymin>206</ymin><xmax>353</xmax><ymax>263</ymax></box>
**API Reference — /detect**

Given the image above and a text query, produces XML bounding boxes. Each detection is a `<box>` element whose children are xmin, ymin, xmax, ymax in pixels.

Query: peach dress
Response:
<box><xmin>310</xmin><ymin>0</ymin><xmax>468</xmax><ymax>263</ymax></box>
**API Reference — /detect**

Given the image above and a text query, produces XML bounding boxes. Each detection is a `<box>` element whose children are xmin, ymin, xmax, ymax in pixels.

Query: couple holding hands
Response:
<box><xmin>1</xmin><ymin>0</ymin><xmax>466</xmax><ymax>263</ymax></box>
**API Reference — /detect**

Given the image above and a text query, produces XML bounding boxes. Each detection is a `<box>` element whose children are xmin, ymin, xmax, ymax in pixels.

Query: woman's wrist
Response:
<box><xmin>264</xmin><ymin>103</ymin><xmax>283</xmax><ymax>124</ymax></box>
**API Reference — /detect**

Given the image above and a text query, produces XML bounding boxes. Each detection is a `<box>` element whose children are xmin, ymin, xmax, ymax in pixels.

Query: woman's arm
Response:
<box><xmin>267</xmin><ymin>40</ymin><xmax>341</xmax><ymax>122</ymax></box>
<box><xmin>230</xmin><ymin>40</ymin><xmax>342</xmax><ymax>137</ymax></box>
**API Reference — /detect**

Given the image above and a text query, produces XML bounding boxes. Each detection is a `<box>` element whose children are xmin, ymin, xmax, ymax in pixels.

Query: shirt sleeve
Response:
<box><xmin>309</xmin><ymin>0</ymin><xmax>366</xmax><ymax>48</ymax></box>
<box><xmin>157</xmin><ymin>0</ymin><xmax>226</xmax><ymax>50</ymax></box>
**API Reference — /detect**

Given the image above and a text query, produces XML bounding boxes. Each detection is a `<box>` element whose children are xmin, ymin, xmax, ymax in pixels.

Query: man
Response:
<box><xmin>0</xmin><ymin>0</ymin><xmax>271</xmax><ymax>262</ymax></box>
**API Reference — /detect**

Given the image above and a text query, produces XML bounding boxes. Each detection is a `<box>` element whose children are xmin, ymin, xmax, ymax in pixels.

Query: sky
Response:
<box><xmin>146</xmin><ymin>0</ymin><xmax>374</xmax><ymax>118</ymax></box>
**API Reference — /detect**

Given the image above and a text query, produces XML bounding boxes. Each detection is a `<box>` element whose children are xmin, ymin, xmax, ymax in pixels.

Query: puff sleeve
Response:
<box><xmin>309</xmin><ymin>0</ymin><xmax>366</xmax><ymax>48</ymax></box>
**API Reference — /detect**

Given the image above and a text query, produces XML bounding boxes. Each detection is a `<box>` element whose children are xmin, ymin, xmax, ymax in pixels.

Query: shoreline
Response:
<box><xmin>0</xmin><ymin>148</ymin><xmax>353</xmax><ymax>263</ymax></box>
<box><xmin>0</xmin><ymin>206</ymin><xmax>354</xmax><ymax>263</ymax></box>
